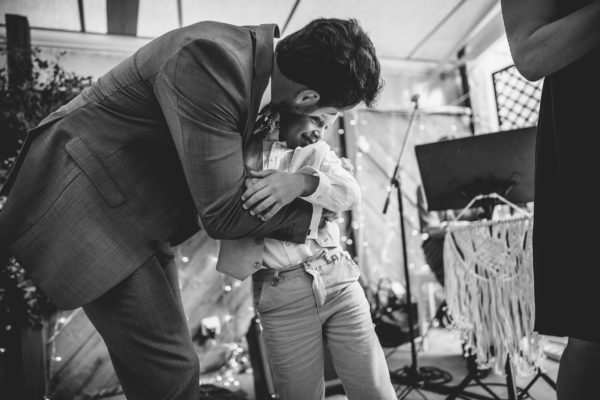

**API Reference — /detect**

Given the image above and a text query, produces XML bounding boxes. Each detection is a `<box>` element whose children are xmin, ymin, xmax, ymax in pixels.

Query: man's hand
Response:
<box><xmin>242</xmin><ymin>170</ymin><xmax>315</xmax><ymax>221</ymax></box>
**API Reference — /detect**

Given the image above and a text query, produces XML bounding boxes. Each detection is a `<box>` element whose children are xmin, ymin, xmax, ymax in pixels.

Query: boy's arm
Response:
<box><xmin>242</xmin><ymin>149</ymin><xmax>360</xmax><ymax>218</ymax></box>
<box><xmin>298</xmin><ymin>150</ymin><xmax>361</xmax><ymax>213</ymax></box>
<box><xmin>242</xmin><ymin>170</ymin><xmax>318</xmax><ymax>218</ymax></box>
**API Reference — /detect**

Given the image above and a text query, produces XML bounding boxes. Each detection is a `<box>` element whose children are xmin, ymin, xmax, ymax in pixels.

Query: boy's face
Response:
<box><xmin>279</xmin><ymin>111</ymin><xmax>339</xmax><ymax>148</ymax></box>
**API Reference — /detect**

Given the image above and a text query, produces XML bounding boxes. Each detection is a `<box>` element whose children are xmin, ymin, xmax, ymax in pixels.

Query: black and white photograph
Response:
<box><xmin>0</xmin><ymin>0</ymin><xmax>598</xmax><ymax>399</ymax></box>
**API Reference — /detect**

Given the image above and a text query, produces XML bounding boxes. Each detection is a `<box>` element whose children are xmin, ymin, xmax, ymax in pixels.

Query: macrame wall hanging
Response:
<box><xmin>443</xmin><ymin>194</ymin><xmax>544</xmax><ymax>376</ymax></box>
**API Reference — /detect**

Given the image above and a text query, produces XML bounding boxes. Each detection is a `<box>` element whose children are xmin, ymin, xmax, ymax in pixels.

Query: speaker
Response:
<box><xmin>246</xmin><ymin>316</ymin><xmax>278</xmax><ymax>400</ymax></box>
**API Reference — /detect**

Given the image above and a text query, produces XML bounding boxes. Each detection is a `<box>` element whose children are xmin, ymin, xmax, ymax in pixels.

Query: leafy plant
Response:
<box><xmin>0</xmin><ymin>39</ymin><xmax>92</xmax><ymax>336</ymax></box>
<box><xmin>1</xmin><ymin>41</ymin><xmax>92</xmax><ymax>182</ymax></box>
<box><xmin>0</xmin><ymin>255</ymin><xmax>54</xmax><ymax>329</ymax></box>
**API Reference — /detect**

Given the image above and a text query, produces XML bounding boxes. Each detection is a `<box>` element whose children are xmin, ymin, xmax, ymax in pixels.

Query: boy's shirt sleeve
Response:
<box><xmin>299</xmin><ymin>149</ymin><xmax>361</xmax><ymax>214</ymax></box>
<box><xmin>265</xmin><ymin>140</ymin><xmax>323</xmax><ymax>239</ymax></box>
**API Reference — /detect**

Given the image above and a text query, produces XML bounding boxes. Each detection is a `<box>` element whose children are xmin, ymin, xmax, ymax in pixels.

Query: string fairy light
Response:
<box><xmin>45</xmin><ymin>308</ymin><xmax>82</xmax><ymax>376</ymax></box>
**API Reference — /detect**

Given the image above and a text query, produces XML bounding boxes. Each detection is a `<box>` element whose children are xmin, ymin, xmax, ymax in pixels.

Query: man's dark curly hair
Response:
<box><xmin>276</xmin><ymin>18</ymin><xmax>383</xmax><ymax>108</ymax></box>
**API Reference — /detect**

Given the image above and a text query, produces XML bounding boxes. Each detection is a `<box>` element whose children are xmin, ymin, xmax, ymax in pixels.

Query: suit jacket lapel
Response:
<box><xmin>244</xmin><ymin>134</ymin><xmax>264</xmax><ymax>172</ymax></box>
<box><xmin>242</xmin><ymin>24</ymin><xmax>279</xmax><ymax>148</ymax></box>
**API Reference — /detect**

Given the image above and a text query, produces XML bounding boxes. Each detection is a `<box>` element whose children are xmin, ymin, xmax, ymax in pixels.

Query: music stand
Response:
<box><xmin>415</xmin><ymin>127</ymin><xmax>536</xmax><ymax>219</ymax></box>
<box><xmin>415</xmin><ymin>127</ymin><xmax>555</xmax><ymax>400</ymax></box>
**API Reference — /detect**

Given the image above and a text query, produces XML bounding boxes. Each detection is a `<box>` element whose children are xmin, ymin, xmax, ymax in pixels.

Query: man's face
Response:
<box><xmin>279</xmin><ymin>111</ymin><xmax>339</xmax><ymax>149</ymax></box>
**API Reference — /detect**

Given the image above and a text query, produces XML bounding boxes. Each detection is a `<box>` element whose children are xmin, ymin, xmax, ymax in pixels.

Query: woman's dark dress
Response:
<box><xmin>533</xmin><ymin>0</ymin><xmax>600</xmax><ymax>342</ymax></box>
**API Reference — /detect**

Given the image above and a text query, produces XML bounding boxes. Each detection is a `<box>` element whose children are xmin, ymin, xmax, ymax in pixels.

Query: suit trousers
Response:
<box><xmin>83</xmin><ymin>243</ymin><xmax>200</xmax><ymax>400</ymax></box>
<box><xmin>254</xmin><ymin>262</ymin><xmax>396</xmax><ymax>400</ymax></box>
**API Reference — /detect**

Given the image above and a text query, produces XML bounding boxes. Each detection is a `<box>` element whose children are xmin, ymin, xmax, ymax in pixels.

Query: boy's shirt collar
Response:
<box><xmin>265</xmin><ymin>128</ymin><xmax>282</xmax><ymax>143</ymax></box>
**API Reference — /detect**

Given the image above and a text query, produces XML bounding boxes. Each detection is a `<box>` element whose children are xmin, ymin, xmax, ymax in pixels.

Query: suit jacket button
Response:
<box><xmin>254</xmin><ymin>262</ymin><xmax>262</xmax><ymax>269</ymax></box>
<box><xmin>255</xmin><ymin>238</ymin><xmax>264</xmax><ymax>245</ymax></box>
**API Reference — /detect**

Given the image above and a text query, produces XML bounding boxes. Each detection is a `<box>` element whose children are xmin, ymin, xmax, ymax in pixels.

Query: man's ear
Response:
<box><xmin>294</xmin><ymin>89</ymin><xmax>320</xmax><ymax>106</ymax></box>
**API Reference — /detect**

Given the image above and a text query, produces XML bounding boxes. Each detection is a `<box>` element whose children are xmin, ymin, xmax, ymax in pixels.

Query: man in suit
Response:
<box><xmin>0</xmin><ymin>18</ymin><xmax>382</xmax><ymax>399</ymax></box>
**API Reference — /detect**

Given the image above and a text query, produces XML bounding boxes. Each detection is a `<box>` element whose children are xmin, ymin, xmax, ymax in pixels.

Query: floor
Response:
<box><xmin>104</xmin><ymin>327</ymin><xmax>560</xmax><ymax>400</ymax></box>
<box><xmin>328</xmin><ymin>328</ymin><xmax>560</xmax><ymax>400</ymax></box>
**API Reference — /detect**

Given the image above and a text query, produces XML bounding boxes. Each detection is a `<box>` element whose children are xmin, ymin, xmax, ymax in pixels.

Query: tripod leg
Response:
<box><xmin>445</xmin><ymin>371</ymin><xmax>476</xmax><ymax>400</ymax></box>
<box><xmin>516</xmin><ymin>368</ymin><xmax>557</xmax><ymax>399</ymax></box>
<box><xmin>540</xmin><ymin>371</ymin><xmax>557</xmax><ymax>390</ymax></box>
<box><xmin>474</xmin><ymin>376</ymin><xmax>503</xmax><ymax>400</ymax></box>
<box><xmin>517</xmin><ymin>370</ymin><xmax>540</xmax><ymax>400</ymax></box>
<box><xmin>505</xmin><ymin>356</ymin><xmax>518</xmax><ymax>400</ymax></box>
<box><xmin>396</xmin><ymin>384</ymin><xmax>413</xmax><ymax>400</ymax></box>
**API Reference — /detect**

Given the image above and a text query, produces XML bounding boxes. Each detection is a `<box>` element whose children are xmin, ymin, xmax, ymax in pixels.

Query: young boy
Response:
<box><xmin>217</xmin><ymin>111</ymin><xmax>396</xmax><ymax>400</ymax></box>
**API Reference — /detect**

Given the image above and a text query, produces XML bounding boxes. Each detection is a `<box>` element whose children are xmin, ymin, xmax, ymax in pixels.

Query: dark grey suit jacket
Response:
<box><xmin>0</xmin><ymin>21</ymin><xmax>312</xmax><ymax>309</ymax></box>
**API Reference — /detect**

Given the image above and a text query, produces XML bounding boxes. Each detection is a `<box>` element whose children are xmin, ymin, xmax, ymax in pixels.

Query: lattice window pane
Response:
<box><xmin>492</xmin><ymin>65</ymin><xmax>543</xmax><ymax>131</ymax></box>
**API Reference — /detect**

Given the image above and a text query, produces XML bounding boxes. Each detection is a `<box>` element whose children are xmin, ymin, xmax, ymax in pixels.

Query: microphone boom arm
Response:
<box><xmin>382</xmin><ymin>94</ymin><xmax>420</xmax><ymax>214</ymax></box>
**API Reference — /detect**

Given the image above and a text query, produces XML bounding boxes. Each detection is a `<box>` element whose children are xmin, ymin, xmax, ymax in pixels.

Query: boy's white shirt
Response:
<box><xmin>260</xmin><ymin>130</ymin><xmax>361</xmax><ymax>269</ymax></box>
<box><xmin>215</xmin><ymin>130</ymin><xmax>361</xmax><ymax>280</ymax></box>
<box><xmin>216</xmin><ymin>58</ymin><xmax>360</xmax><ymax>279</ymax></box>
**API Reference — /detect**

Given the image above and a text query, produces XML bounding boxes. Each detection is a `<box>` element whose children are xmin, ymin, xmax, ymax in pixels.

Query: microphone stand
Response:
<box><xmin>382</xmin><ymin>95</ymin><xmax>451</xmax><ymax>400</ymax></box>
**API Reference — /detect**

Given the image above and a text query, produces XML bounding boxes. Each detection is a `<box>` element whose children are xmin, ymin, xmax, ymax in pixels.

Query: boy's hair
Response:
<box><xmin>276</xmin><ymin>18</ymin><xmax>383</xmax><ymax>108</ymax></box>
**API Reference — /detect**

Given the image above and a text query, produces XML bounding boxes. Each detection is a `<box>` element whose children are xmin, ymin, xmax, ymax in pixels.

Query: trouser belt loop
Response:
<box><xmin>271</xmin><ymin>269</ymin><xmax>281</xmax><ymax>286</ymax></box>
<box><xmin>323</xmin><ymin>249</ymin><xmax>340</xmax><ymax>264</ymax></box>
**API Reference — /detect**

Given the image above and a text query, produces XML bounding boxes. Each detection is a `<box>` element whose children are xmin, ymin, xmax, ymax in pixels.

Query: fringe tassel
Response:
<box><xmin>444</xmin><ymin>215</ymin><xmax>545</xmax><ymax>376</ymax></box>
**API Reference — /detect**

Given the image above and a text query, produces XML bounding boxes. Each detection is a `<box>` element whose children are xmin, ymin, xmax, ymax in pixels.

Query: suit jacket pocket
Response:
<box><xmin>65</xmin><ymin>136</ymin><xmax>126</xmax><ymax>207</ymax></box>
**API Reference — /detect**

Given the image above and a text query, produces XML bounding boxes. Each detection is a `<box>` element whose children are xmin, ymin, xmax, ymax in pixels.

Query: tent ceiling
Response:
<box><xmin>1</xmin><ymin>0</ymin><xmax>500</xmax><ymax>67</ymax></box>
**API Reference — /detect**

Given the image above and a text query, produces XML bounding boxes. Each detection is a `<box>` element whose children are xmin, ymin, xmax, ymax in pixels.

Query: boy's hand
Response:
<box><xmin>319</xmin><ymin>209</ymin><xmax>339</xmax><ymax>228</ymax></box>
<box><xmin>242</xmin><ymin>170</ymin><xmax>314</xmax><ymax>221</ymax></box>
<box><xmin>340</xmin><ymin>157</ymin><xmax>354</xmax><ymax>173</ymax></box>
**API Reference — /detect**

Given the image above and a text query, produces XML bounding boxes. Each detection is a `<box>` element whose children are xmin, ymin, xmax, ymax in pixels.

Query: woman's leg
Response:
<box><xmin>557</xmin><ymin>336</ymin><xmax>600</xmax><ymax>400</ymax></box>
